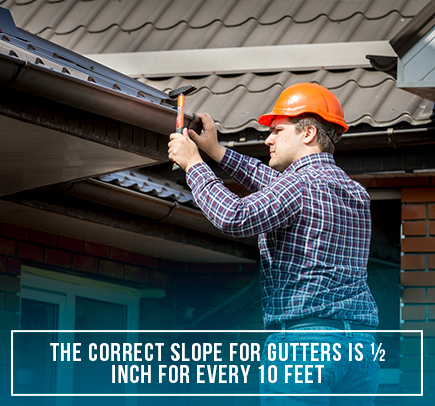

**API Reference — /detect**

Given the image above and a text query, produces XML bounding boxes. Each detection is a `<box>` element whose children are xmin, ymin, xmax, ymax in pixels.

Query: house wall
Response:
<box><xmin>0</xmin><ymin>221</ymin><xmax>257</xmax><ymax>404</ymax></box>
<box><xmin>400</xmin><ymin>187</ymin><xmax>435</xmax><ymax>403</ymax></box>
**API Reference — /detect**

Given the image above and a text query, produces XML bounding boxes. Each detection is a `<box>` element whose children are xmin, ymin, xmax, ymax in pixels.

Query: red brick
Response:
<box><xmin>402</xmin><ymin>322</ymin><xmax>435</xmax><ymax>336</ymax></box>
<box><xmin>1</xmin><ymin>223</ymin><xmax>29</xmax><ymax>241</ymax></box>
<box><xmin>5</xmin><ymin>294</ymin><xmax>19</xmax><ymax>312</ymax></box>
<box><xmin>99</xmin><ymin>259</ymin><xmax>124</xmax><ymax>278</ymax></box>
<box><xmin>45</xmin><ymin>249</ymin><xmax>72</xmax><ymax>268</ymax></box>
<box><xmin>356</xmin><ymin>178</ymin><xmax>376</xmax><ymax>188</ymax></box>
<box><xmin>400</xmin><ymin>340</ymin><xmax>422</xmax><ymax>355</ymax></box>
<box><xmin>429</xmin><ymin>306</ymin><xmax>435</xmax><ymax>320</ymax></box>
<box><xmin>0</xmin><ymin>257</ymin><xmax>6</xmax><ymax>273</ymax></box>
<box><xmin>430</xmin><ymin>205</ymin><xmax>435</xmax><ymax>220</ymax></box>
<box><xmin>190</xmin><ymin>263</ymin><xmax>239</xmax><ymax>273</ymax></box>
<box><xmin>402</xmin><ymin>205</ymin><xmax>426</xmax><ymax>220</ymax></box>
<box><xmin>7</xmin><ymin>258</ymin><xmax>21</xmax><ymax>275</ymax></box>
<box><xmin>110</xmin><ymin>247</ymin><xmax>134</xmax><ymax>263</ymax></box>
<box><xmin>402</xmin><ymin>237</ymin><xmax>435</xmax><ymax>252</ymax></box>
<box><xmin>428</xmin><ymin>339</ymin><xmax>435</xmax><ymax>354</ymax></box>
<box><xmin>401</xmin><ymin>271</ymin><xmax>435</xmax><ymax>286</ymax></box>
<box><xmin>58</xmin><ymin>236</ymin><xmax>83</xmax><ymax>253</ymax></box>
<box><xmin>241</xmin><ymin>263</ymin><xmax>257</xmax><ymax>273</ymax></box>
<box><xmin>0</xmin><ymin>238</ymin><xmax>16</xmax><ymax>256</ymax></box>
<box><xmin>429</xmin><ymin>222</ymin><xmax>435</xmax><ymax>236</ymax></box>
<box><xmin>0</xmin><ymin>275</ymin><xmax>19</xmax><ymax>293</ymax></box>
<box><xmin>400</xmin><ymin>355</ymin><xmax>421</xmax><ymax>372</ymax></box>
<box><xmin>402</xmin><ymin>289</ymin><xmax>427</xmax><ymax>303</ymax></box>
<box><xmin>401</xmin><ymin>255</ymin><xmax>426</xmax><ymax>270</ymax></box>
<box><xmin>0</xmin><ymin>293</ymin><xmax>4</xmax><ymax>310</ymax></box>
<box><xmin>402</xmin><ymin>306</ymin><xmax>426</xmax><ymax>320</ymax></box>
<box><xmin>84</xmin><ymin>241</ymin><xmax>110</xmax><ymax>257</ymax></box>
<box><xmin>134</xmin><ymin>253</ymin><xmax>158</xmax><ymax>269</ymax></box>
<box><xmin>17</xmin><ymin>242</ymin><xmax>44</xmax><ymax>263</ymax></box>
<box><xmin>429</xmin><ymin>255</ymin><xmax>435</xmax><ymax>269</ymax></box>
<box><xmin>378</xmin><ymin>177</ymin><xmax>430</xmax><ymax>188</ymax></box>
<box><xmin>402</xmin><ymin>188</ymin><xmax>435</xmax><ymax>203</ymax></box>
<box><xmin>403</xmin><ymin>222</ymin><xmax>427</xmax><ymax>236</ymax></box>
<box><xmin>0</xmin><ymin>312</ymin><xmax>19</xmax><ymax>329</ymax></box>
<box><xmin>124</xmin><ymin>265</ymin><xmax>149</xmax><ymax>283</ymax></box>
<box><xmin>429</xmin><ymin>289</ymin><xmax>435</xmax><ymax>302</ymax></box>
<box><xmin>214</xmin><ymin>273</ymin><xmax>253</xmax><ymax>289</ymax></box>
<box><xmin>30</xmin><ymin>230</ymin><xmax>57</xmax><ymax>248</ymax></box>
<box><xmin>149</xmin><ymin>270</ymin><xmax>173</xmax><ymax>289</ymax></box>
<box><xmin>399</xmin><ymin>372</ymin><xmax>421</xmax><ymax>389</ymax></box>
<box><xmin>73</xmin><ymin>254</ymin><xmax>97</xmax><ymax>273</ymax></box>
<box><xmin>159</xmin><ymin>259</ymin><xmax>178</xmax><ymax>272</ymax></box>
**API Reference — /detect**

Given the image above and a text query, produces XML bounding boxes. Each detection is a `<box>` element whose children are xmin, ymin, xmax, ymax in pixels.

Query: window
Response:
<box><xmin>17</xmin><ymin>267</ymin><xmax>140</xmax><ymax>406</ymax></box>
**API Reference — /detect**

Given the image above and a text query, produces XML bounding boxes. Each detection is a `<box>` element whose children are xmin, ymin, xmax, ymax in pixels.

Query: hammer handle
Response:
<box><xmin>172</xmin><ymin>94</ymin><xmax>185</xmax><ymax>171</ymax></box>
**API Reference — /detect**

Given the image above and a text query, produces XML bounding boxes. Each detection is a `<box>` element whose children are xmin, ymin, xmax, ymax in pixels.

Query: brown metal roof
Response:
<box><xmin>6</xmin><ymin>0</ymin><xmax>428</xmax><ymax>53</ymax></box>
<box><xmin>139</xmin><ymin>69</ymin><xmax>434</xmax><ymax>133</ymax></box>
<box><xmin>4</xmin><ymin>0</ymin><xmax>432</xmax><ymax>134</ymax></box>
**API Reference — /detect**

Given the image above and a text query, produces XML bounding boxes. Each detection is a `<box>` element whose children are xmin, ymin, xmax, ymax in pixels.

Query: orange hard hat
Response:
<box><xmin>258</xmin><ymin>82</ymin><xmax>348</xmax><ymax>134</ymax></box>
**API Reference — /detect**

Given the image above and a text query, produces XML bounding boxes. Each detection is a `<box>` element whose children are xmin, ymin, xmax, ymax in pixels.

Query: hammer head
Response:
<box><xmin>169</xmin><ymin>85</ymin><xmax>197</xmax><ymax>99</ymax></box>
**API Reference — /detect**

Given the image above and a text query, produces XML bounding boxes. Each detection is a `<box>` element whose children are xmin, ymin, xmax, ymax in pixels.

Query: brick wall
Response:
<box><xmin>0</xmin><ymin>221</ymin><xmax>256</xmax><ymax>402</ymax></box>
<box><xmin>401</xmin><ymin>188</ymin><xmax>435</xmax><ymax>403</ymax></box>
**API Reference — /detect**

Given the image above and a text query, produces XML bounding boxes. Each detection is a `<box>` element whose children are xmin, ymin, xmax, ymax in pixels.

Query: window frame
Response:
<box><xmin>20</xmin><ymin>266</ymin><xmax>141</xmax><ymax>406</ymax></box>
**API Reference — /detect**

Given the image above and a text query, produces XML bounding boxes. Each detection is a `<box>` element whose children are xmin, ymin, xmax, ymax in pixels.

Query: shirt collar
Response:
<box><xmin>285</xmin><ymin>152</ymin><xmax>336</xmax><ymax>173</ymax></box>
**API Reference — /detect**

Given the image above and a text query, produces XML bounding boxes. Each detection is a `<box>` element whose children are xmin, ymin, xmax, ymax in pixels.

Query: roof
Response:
<box><xmin>7</xmin><ymin>0</ymin><xmax>427</xmax><ymax>52</ymax></box>
<box><xmin>390</xmin><ymin>0</ymin><xmax>435</xmax><ymax>57</ymax></box>
<box><xmin>97</xmin><ymin>170</ymin><xmax>196</xmax><ymax>206</ymax></box>
<box><xmin>138</xmin><ymin>69</ymin><xmax>434</xmax><ymax>134</ymax></box>
<box><xmin>5</xmin><ymin>0</ymin><xmax>432</xmax><ymax>134</ymax></box>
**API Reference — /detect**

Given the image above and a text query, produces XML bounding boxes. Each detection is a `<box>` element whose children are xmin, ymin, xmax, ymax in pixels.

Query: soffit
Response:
<box><xmin>0</xmin><ymin>114</ymin><xmax>154</xmax><ymax>197</ymax></box>
<box><xmin>138</xmin><ymin>69</ymin><xmax>434</xmax><ymax>133</ymax></box>
<box><xmin>5</xmin><ymin>0</ymin><xmax>427</xmax><ymax>53</ymax></box>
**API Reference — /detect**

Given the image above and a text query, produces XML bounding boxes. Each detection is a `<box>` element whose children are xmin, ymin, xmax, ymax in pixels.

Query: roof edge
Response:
<box><xmin>86</xmin><ymin>42</ymin><xmax>397</xmax><ymax>78</ymax></box>
<box><xmin>390</xmin><ymin>1</ymin><xmax>435</xmax><ymax>57</ymax></box>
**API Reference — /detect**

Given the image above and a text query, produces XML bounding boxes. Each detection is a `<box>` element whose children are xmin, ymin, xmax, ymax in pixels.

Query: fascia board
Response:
<box><xmin>86</xmin><ymin>41</ymin><xmax>397</xmax><ymax>78</ymax></box>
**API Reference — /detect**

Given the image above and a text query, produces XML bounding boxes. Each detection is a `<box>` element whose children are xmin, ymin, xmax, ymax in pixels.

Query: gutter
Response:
<box><xmin>0</xmin><ymin>52</ymin><xmax>197</xmax><ymax>137</ymax></box>
<box><xmin>55</xmin><ymin>179</ymin><xmax>257</xmax><ymax>246</ymax></box>
<box><xmin>222</xmin><ymin>127</ymin><xmax>435</xmax><ymax>151</ymax></box>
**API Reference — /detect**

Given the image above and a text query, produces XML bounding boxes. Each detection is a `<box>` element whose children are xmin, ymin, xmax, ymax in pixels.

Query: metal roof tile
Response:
<box><xmin>98</xmin><ymin>170</ymin><xmax>196</xmax><ymax>205</ymax></box>
<box><xmin>3</xmin><ymin>0</ymin><xmax>433</xmax><ymax>135</ymax></box>
<box><xmin>5</xmin><ymin>0</ymin><xmax>428</xmax><ymax>53</ymax></box>
<box><xmin>138</xmin><ymin>69</ymin><xmax>433</xmax><ymax>133</ymax></box>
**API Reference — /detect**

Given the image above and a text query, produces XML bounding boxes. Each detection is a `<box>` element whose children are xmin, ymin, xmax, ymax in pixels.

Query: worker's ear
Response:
<box><xmin>302</xmin><ymin>125</ymin><xmax>317</xmax><ymax>145</ymax></box>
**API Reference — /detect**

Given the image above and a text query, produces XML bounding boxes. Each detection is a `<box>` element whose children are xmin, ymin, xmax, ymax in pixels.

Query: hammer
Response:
<box><xmin>169</xmin><ymin>85</ymin><xmax>197</xmax><ymax>171</ymax></box>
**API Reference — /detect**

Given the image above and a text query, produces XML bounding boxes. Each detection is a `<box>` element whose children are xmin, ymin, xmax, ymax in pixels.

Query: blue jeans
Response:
<box><xmin>260</xmin><ymin>325</ymin><xmax>380</xmax><ymax>406</ymax></box>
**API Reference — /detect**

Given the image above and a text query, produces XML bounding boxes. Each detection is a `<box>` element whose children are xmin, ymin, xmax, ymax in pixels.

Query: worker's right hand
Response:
<box><xmin>187</xmin><ymin>112</ymin><xmax>226</xmax><ymax>163</ymax></box>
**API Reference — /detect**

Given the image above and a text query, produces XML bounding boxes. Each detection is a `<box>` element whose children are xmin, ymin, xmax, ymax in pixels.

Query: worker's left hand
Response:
<box><xmin>168</xmin><ymin>128</ymin><xmax>203</xmax><ymax>172</ymax></box>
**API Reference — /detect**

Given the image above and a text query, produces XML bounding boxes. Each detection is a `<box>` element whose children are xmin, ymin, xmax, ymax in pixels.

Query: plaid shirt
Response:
<box><xmin>186</xmin><ymin>149</ymin><xmax>379</xmax><ymax>328</ymax></box>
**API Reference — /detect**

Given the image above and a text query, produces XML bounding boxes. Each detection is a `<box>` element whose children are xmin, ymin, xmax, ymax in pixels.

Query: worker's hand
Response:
<box><xmin>168</xmin><ymin>128</ymin><xmax>203</xmax><ymax>172</ymax></box>
<box><xmin>187</xmin><ymin>113</ymin><xmax>226</xmax><ymax>163</ymax></box>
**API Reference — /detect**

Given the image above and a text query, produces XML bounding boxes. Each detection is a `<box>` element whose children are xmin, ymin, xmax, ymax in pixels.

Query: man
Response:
<box><xmin>168</xmin><ymin>83</ymin><xmax>379</xmax><ymax>404</ymax></box>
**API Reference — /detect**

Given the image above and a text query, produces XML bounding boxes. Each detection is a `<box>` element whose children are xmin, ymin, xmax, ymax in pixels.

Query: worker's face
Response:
<box><xmin>265</xmin><ymin>116</ymin><xmax>304</xmax><ymax>171</ymax></box>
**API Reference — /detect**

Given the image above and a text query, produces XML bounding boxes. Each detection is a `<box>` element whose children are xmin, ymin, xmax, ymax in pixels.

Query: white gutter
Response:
<box><xmin>86</xmin><ymin>41</ymin><xmax>397</xmax><ymax>78</ymax></box>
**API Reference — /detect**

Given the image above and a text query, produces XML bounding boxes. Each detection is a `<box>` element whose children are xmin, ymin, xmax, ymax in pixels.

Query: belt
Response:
<box><xmin>266</xmin><ymin>317</ymin><xmax>375</xmax><ymax>331</ymax></box>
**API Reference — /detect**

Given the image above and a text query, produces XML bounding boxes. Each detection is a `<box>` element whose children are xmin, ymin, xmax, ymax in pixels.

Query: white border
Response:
<box><xmin>11</xmin><ymin>329</ymin><xmax>423</xmax><ymax>397</ymax></box>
